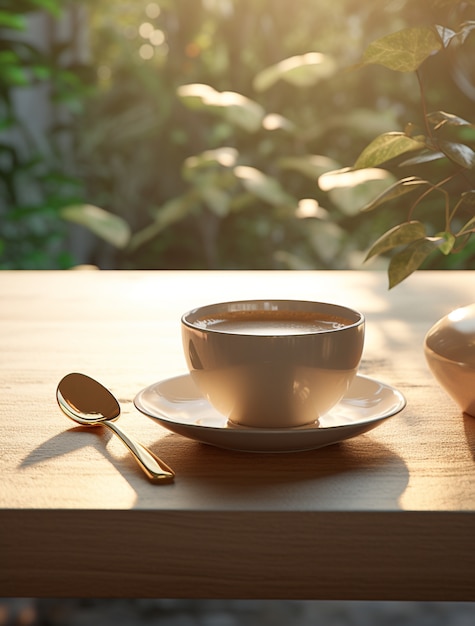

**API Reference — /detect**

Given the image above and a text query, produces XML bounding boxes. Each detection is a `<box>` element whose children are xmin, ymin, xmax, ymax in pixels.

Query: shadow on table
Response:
<box><xmin>20</xmin><ymin>426</ymin><xmax>114</xmax><ymax>469</ymax></box>
<box><xmin>139</xmin><ymin>429</ymin><xmax>409</xmax><ymax>511</ymax></box>
<box><xmin>20</xmin><ymin>423</ymin><xmax>409</xmax><ymax>512</ymax></box>
<box><xmin>463</xmin><ymin>411</ymin><xmax>475</xmax><ymax>461</ymax></box>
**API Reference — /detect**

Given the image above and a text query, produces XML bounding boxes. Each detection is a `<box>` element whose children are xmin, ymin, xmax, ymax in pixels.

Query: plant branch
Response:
<box><xmin>408</xmin><ymin>172</ymin><xmax>458</xmax><ymax>227</ymax></box>
<box><xmin>416</xmin><ymin>69</ymin><xmax>432</xmax><ymax>139</ymax></box>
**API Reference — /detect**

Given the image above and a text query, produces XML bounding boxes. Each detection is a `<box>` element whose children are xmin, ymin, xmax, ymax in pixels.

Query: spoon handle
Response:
<box><xmin>104</xmin><ymin>421</ymin><xmax>174</xmax><ymax>483</ymax></box>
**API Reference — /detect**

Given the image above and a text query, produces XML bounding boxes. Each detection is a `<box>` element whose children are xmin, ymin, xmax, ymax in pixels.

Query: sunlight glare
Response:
<box><xmin>319</xmin><ymin>167</ymin><xmax>390</xmax><ymax>191</ymax></box>
<box><xmin>262</xmin><ymin>113</ymin><xmax>294</xmax><ymax>132</ymax></box>
<box><xmin>139</xmin><ymin>44</ymin><xmax>154</xmax><ymax>60</ymax></box>
<box><xmin>234</xmin><ymin>165</ymin><xmax>263</xmax><ymax>182</ymax></box>
<box><xmin>448</xmin><ymin>307</ymin><xmax>466</xmax><ymax>323</ymax></box>
<box><xmin>139</xmin><ymin>22</ymin><xmax>155</xmax><ymax>39</ymax></box>
<box><xmin>149</xmin><ymin>29</ymin><xmax>165</xmax><ymax>46</ymax></box>
<box><xmin>295</xmin><ymin>198</ymin><xmax>328</xmax><ymax>220</ymax></box>
<box><xmin>203</xmin><ymin>0</ymin><xmax>234</xmax><ymax>15</ymax></box>
<box><xmin>145</xmin><ymin>2</ymin><xmax>161</xmax><ymax>19</ymax></box>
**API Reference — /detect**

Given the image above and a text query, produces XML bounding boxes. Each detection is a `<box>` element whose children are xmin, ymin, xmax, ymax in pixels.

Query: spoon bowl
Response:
<box><xmin>57</xmin><ymin>373</ymin><xmax>174</xmax><ymax>483</ymax></box>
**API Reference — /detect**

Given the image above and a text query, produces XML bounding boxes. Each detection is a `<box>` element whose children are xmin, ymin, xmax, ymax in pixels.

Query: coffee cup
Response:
<box><xmin>181</xmin><ymin>299</ymin><xmax>365</xmax><ymax>429</ymax></box>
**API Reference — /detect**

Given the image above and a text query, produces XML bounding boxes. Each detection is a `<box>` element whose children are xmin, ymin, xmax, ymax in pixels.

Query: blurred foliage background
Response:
<box><xmin>1</xmin><ymin>0</ymin><xmax>474</xmax><ymax>270</ymax></box>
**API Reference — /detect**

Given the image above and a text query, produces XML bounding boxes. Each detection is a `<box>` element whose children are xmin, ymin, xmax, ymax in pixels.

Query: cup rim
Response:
<box><xmin>181</xmin><ymin>299</ymin><xmax>364</xmax><ymax>336</ymax></box>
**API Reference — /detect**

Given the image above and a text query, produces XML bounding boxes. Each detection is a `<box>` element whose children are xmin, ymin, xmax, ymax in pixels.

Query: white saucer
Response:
<box><xmin>134</xmin><ymin>374</ymin><xmax>406</xmax><ymax>453</ymax></box>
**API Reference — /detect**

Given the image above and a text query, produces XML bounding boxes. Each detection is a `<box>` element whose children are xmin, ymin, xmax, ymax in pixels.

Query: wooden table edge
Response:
<box><xmin>1</xmin><ymin>509</ymin><xmax>473</xmax><ymax>600</ymax></box>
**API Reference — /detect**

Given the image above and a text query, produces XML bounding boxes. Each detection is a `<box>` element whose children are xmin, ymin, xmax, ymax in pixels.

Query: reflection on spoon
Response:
<box><xmin>56</xmin><ymin>372</ymin><xmax>174</xmax><ymax>483</ymax></box>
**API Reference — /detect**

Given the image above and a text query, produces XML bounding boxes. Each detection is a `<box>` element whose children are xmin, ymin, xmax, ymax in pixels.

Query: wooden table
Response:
<box><xmin>1</xmin><ymin>269</ymin><xmax>475</xmax><ymax>601</ymax></box>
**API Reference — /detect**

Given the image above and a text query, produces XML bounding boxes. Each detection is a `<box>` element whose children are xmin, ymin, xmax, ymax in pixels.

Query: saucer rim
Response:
<box><xmin>134</xmin><ymin>374</ymin><xmax>406</xmax><ymax>452</ymax></box>
<box><xmin>134</xmin><ymin>373</ymin><xmax>406</xmax><ymax>434</ymax></box>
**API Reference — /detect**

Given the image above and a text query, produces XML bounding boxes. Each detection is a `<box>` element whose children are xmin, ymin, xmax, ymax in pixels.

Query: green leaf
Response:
<box><xmin>318</xmin><ymin>167</ymin><xmax>396</xmax><ymax>215</ymax></box>
<box><xmin>428</xmin><ymin>110</ymin><xmax>474</xmax><ymax>130</ymax></box>
<box><xmin>32</xmin><ymin>65</ymin><xmax>52</xmax><ymax>81</ymax></box>
<box><xmin>361</xmin><ymin>27</ymin><xmax>443</xmax><ymax>72</ymax></box>
<box><xmin>30</xmin><ymin>0</ymin><xmax>62</xmax><ymax>17</ymax></box>
<box><xmin>262</xmin><ymin>113</ymin><xmax>296</xmax><ymax>132</ymax></box>
<box><xmin>278</xmin><ymin>154</ymin><xmax>340</xmax><ymax>180</ymax></box>
<box><xmin>183</xmin><ymin>147</ymin><xmax>238</xmax><ymax>174</ymax></box>
<box><xmin>128</xmin><ymin>194</ymin><xmax>196</xmax><ymax>252</ymax></box>
<box><xmin>354</xmin><ymin>133</ymin><xmax>426</xmax><ymax>169</ymax></box>
<box><xmin>0</xmin><ymin>64</ymin><xmax>30</xmax><ymax>87</ymax></box>
<box><xmin>253</xmin><ymin>52</ymin><xmax>337</xmax><ymax>91</ymax></box>
<box><xmin>388</xmin><ymin>236</ymin><xmax>446</xmax><ymax>288</ymax></box>
<box><xmin>434</xmin><ymin>231</ymin><xmax>455</xmax><ymax>255</ymax></box>
<box><xmin>234</xmin><ymin>166</ymin><xmax>296</xmax><ymax>206</ymax></box>
<box><xmin>319</xmin><ymin>167</ymin><xmax>392</xmax><ymax>191</ymax></box>
<box><xmin>438</xmin><ymin>140</ymin><xmax>475</xmax><ymax>169</ymax></box>
<box><xmin>60</xmin><ymin>204</ymin><xmax>130</xmax><ymax>249</ymax></box>
<box><xmin>0</xmin><ymin>11</ymin><xmax>26</xmax><ymax>30</ymax></box>
<box><xmin>399</xmin><ymin>151</ymin><xmax>446</xmax><ymax>166</ymax></box>
<box><xmin>361</xmin><ymin>176</ymin><xmax>430</xmax><ymax>211</ymax></box>
<box><xmin>365</xmin><ymin>220</ymin><xmax>426</xmax><ymax>260</ymax></box>
<box><xmin>306</xmin><ymin>221</ymin><xmax>346</xmax><ymax>264</ymax></box>
<box><xmin>177</xmin><ymin>83</ymin><xmax>265</xmax><ymax>133</ymax></box>
<box><xmin>452</xmin><ymin>20</ymin><xmax>475</xmax><ymax>45</ymax></box>
<box><xmin>199</xmin><ymin>186</ymin><xmax>230</xmax><ymax>217</ymax></box>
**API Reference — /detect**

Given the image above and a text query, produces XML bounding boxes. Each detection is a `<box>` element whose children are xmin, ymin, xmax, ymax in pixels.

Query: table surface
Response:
<box><xmin>1</xmin><ymin>269</ymin><xmax>475</xmax><ymax>601</ymax></box>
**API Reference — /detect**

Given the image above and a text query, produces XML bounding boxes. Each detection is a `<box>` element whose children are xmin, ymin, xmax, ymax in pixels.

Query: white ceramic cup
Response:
<box><xmin>181</xmin><ymin>299</ymin><xmax>365</xmax><ymax>428</ymax></box>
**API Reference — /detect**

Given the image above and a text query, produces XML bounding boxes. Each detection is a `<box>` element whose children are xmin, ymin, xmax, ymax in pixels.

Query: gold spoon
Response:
<box><xmin>56</xmin><ymin>372</ymin><xmax>174</xmax><ymax>483</ymax></box>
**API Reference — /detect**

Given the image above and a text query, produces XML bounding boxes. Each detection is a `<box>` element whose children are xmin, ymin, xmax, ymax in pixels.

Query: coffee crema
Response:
<box><xmin>194</xmin><ymin>309</ymin><xmax>352</xmax><ymax>336</ymax></box>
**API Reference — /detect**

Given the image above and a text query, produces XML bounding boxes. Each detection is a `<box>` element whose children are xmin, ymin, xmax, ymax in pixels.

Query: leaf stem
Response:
<box><xmin>408</xmin><ymin>173</ymin><xmax>458</xmax><ymax>226</ymax></box>
<box><xmin>416</xmin><ymin>70</ymin><xmax>432</xmax><ymax>139</ymax></box>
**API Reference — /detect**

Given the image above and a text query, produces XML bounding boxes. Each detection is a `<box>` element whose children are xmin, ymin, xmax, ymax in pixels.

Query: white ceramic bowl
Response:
<box><xmin>424</xmin><ymin>303</ymin><xmax>475</xmax><ymax>416</ymax></box>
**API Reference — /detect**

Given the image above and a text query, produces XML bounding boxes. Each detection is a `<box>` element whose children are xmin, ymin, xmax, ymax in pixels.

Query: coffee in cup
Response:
<box><xmin>181</xmin><ymin>300</ymin><xmax>365</xmax><ymax>428</ymax></box>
